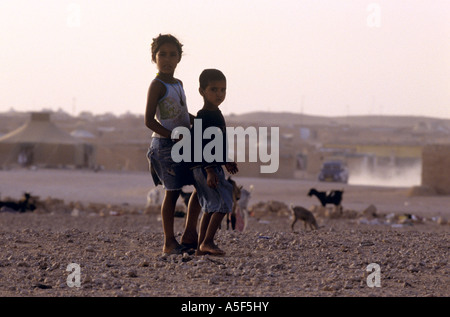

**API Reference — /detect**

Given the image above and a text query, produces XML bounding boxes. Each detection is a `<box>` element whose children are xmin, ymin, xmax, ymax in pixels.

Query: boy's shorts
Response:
<box><xmin>192</xmin><ymin>165</ymin><xmax>233</xmax><ymax>214</ymax></box>
<box><xmin>147</xmin><ymin>138</ymin><xmax>193</xmax><ymax>190</ymax></box>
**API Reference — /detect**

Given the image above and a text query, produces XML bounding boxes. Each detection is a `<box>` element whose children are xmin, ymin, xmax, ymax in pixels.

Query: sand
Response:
<box><xmin>0</xmin><ymin>169</ymin><xmax>449</xmax><ymax>297</ymax></box>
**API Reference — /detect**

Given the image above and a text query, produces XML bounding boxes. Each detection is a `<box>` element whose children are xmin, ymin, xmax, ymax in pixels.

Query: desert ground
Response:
<box><xmin>0</xmin><ymin>168</ymin><xmax>448</xmax><ymax>297</ymax></box>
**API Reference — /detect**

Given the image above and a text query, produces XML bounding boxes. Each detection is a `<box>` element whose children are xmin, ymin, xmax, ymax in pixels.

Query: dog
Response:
<box><xmin>289</xmin><ymin>204</ymin><xmax>319</xmax><ymax>231</ymax></box>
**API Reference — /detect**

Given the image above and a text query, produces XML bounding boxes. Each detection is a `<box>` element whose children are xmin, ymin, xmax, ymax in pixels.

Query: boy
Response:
<box><xmin>191</xmin><ymin>69</ymin><xmax>238</xmax><ymax>256</ymax></box>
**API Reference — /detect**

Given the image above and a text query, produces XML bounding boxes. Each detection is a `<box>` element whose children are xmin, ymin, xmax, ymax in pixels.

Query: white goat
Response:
<box><xmin>238</xmin><ymin>184</ymin><xmax>253</xmax><ymax>212</ymax></box>
<box><xmin>146</xmin><ymin>188</ymin><xmax>161</xmax><ymax>207</ymax></box>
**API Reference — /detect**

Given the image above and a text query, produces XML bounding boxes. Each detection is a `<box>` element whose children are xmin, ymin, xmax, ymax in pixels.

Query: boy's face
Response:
<box><xmin>155</xmin><ymin>42</ymin><xmax>181</xmax><ymax>75</ymax></box>
<box><xmin>200</xmin><ymin>80</ymin><xmax>227</xmax><ymax>107</ymax></box>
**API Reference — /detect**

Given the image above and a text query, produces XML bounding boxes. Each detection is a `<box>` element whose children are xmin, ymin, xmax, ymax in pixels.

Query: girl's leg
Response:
<box><xmin>181</xmin><ymin>189</ymin><xmax>200</xmax><ymax>247</ymax></box>
<box><xmin>199</xmin><ymin>212</ymin><xmax>226</xmax><ymax>256</ymax></box>
<box><xmin>161</xmin><ymin>189</ymin><xmax>181</xmax><ymax>253</ymax></box>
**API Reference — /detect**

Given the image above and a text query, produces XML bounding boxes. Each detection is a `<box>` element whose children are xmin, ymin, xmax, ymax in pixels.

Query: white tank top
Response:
<box><xmin>152</xmin><ymin>78</ymin><xmax>191</xmax><ymax>138</ymax></box>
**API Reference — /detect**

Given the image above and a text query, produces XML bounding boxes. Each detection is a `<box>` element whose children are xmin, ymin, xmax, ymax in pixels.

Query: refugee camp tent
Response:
<box><xmin>0</xmin><ymin>112</ymin><xmax>95</xmax><ymax>168</ymax></box>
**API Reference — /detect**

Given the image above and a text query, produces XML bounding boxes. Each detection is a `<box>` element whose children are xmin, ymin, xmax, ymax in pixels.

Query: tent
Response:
<box><xmin>0</xmin><ymin>112</ymin><xmax>95</xmax><ymax>168</ymax></box>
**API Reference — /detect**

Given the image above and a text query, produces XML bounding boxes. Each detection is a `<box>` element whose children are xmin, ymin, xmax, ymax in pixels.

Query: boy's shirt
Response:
<box><xmin>190</xmin><ymin>108</ymin><xmax>228</xmax><ymax>169</ymax></box>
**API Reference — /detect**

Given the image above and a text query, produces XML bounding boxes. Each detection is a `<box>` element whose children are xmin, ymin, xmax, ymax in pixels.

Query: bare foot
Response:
<box><xmin>195</xmin><ymin>249</ymin><xmax>210</xmax><ymax>256</ymax></box>
<box><xmin>163</xmin><ymin>243</ymin><xmax>185</xmax><ymax>255</ymax></box>
<box><xmin>199</xmin><ymin>243</ymin><xmax>226</xmax><ymax>256</ymax></box>
<box><xmin>180</xmin><ymin>236</ymin><xmax>198</xmax><ymax>250</ymax></box>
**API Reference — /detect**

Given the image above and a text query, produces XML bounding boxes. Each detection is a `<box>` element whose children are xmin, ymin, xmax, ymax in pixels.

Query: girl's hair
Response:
<box><xmin>199</xmin><ymin>69</ymin><xmax>226</xmax><ymax>89</ymax></box>
<box><xmin>150</xmin><ymin>34</ymin><xmax>183</xmax><ymax>63</ymax></box>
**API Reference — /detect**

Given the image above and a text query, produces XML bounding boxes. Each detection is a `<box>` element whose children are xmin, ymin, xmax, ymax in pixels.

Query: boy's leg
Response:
<box><xmin>181</xmin><ymin>189</ymin><xmax>200</xmax><ymax>248</ymax></box>
<box><xmin>161</xmin><ymin>189</ymin><xmax>181</xmax><ymax>253</ymax></box>
<box><xmin>196</xmin><ymin>211</ymin><xmax>211</xmax><ymax>254</ymax></box>
<box><xmin>199</xmin><ymin>212</ymin><xmax>226</xmax><ymax>255</ymax></box>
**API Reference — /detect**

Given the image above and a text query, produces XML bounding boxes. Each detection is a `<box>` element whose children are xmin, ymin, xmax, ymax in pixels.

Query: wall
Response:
<box><xmin>422</xmin><ymin>144</ymin><xmax>450</xmax><ymax>195</ymax></box>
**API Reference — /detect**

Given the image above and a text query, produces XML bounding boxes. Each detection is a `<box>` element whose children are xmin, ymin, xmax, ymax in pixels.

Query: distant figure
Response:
<box><xmin>18</xmin><ymin>147</ymin><xmax>32</xmax><ymax>167</ymax></box>
<box><xmin>18</xmin><ymin>151</ymin><xmax>27</xmax><ymax>166</ymax></box>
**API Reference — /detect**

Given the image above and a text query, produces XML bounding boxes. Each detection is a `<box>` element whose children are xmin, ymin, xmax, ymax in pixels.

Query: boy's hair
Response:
<box><xmin>199</xmin><ymin>69</ymin><xmax>226</xmax><ymax>89</ymax></box>
<box><xmin>151</xmin><ymin>34</ymin><xmax>183</xmax><ymax>63</ymax></box>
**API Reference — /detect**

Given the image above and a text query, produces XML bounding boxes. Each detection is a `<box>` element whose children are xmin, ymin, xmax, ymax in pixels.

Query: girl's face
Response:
<box><xmin>200</xmin><ymin>80</ymin><xmax>227</xmax><ymax>108</ymax></box>
<box><xmin>155</xmin><ymin>42</ymin><xmax>181</xmax><ymax>75</ymax></box>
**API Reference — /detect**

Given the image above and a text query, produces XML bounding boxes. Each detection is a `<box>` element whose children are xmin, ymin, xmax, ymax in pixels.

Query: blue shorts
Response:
<box><xmin>147</xmin><ymin>138</ymin><xmax>193</xmax><ymax>190</ymax></box>
<box><xmin>192</xmin><ymin>166</ymin><xmax>233</xmax><ymax>214</ymax></box>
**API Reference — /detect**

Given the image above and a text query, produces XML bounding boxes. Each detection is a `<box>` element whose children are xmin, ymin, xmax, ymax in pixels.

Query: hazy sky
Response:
<box><xmin>1</xmin><ymin>0</ymin><xmax>449</xmax><ymax>119</ymax></box>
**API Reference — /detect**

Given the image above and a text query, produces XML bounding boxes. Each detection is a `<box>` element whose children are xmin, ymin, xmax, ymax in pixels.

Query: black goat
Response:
<box><xmin>307</xmin><ymin>188</ymin><xmax>343</xmax><ymax>208</ymax></box>
<box><xmin>174</xmin><ymin>190</ymin><xmax>193</xmax><ymax>218</ymax></box>
<box><xmin>180</xmin><ymin>190</ymin><xmax>192</xmax><ymax>209</ymax></box>
<box><xmin>226</xmin><ymin>177</ymin><xmax>242</xmax><ymax>230</ymax></box>
<box><xmin>0</xmin><ymin>192</ymin><xmax>36</xmax><ymax>213</ymax></box>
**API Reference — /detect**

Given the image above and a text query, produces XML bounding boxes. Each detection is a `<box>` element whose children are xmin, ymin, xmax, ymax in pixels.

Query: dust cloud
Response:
<box><xmin>348</xmin><ymin>162</ymin><xmax>422</xmax><ymax>187</ymax></box>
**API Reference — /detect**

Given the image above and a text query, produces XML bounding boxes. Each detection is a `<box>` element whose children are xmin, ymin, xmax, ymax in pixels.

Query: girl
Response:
<box><xmin>145</xmin><ymin>34</ymin><xmax>200</xmax><ymax>254</ymax></box>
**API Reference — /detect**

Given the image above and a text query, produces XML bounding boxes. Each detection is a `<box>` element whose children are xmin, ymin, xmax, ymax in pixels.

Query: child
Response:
<box><xmin>145</xmin><ymin>34</ymin><xmax>200</xmax><ymax>255</ymax></box>
<box><xmin>191</xmin><ymin>69</ymin><xmax>239</xmax><ymax>256</ymax></box>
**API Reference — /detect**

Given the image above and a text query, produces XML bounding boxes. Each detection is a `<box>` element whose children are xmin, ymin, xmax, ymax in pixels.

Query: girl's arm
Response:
<box><xmin>145</xmin><ymin>80</ymin><xmax>172</xmax><ymax>138</ymax></box>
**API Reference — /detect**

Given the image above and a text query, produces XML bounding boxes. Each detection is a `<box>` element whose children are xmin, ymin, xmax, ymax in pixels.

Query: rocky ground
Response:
<box><xmin>0</xmin><ymin>169</ymin><xmax>448</xmax><ymax>298</ymax></box>
<box><xmin>0</xmin><ymin>207</ymin><xmax>448</xmax><ymax>297</ymax></box>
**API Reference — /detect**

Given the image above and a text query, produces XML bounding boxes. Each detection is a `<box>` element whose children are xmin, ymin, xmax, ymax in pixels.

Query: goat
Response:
<box><xmin>0</xmin><ymin>192</ymin><xmax>36</xmax><ymax>213</ymax></box>
<box><xmin>146</xmin><ymin>188</ymin><xmax>161</xmax><ymax>207</ymax></box>
<box><xmin>237</xmin><ymin>184</ymin><xmax>253</xmax><ymax>213</ymax></box>
<box><xmin>180</xmin><ymin>190</ymin><xmax>192</xmax><ymax>209</ymax></box>
<box><xmin>307</xmin><ymin>188</ymin><xmax>343</xmax><ymax>210</ymax></box>
<box><xmin>182</xmin><ymin>178</ymin><xmax>243</xmax><ymax>230</ymax></box>
<box><xmin>175</xmin><ymin>189</ymin><xmax>193</xmax><ymax>218</ymax></box>
<box><xmin>226</xmin><ymin>177</ymin><xmax>242</xmax><ymax>230</ymax></box>
<box><xmin>289</xmin><ymin>204</ymin><xmax>319</xmax><ymax>231</ymax></box>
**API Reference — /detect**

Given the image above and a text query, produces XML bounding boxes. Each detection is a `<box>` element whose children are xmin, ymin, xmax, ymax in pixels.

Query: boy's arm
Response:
<box><xmin>225</xmin><ymin>162</ymin><xmax>238</xmax><ymax>174</ymax></box>
<box><xmin>205</xmin><ymin>166</ymin><xmax>219</xmax><ymax>188</ymax></box>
